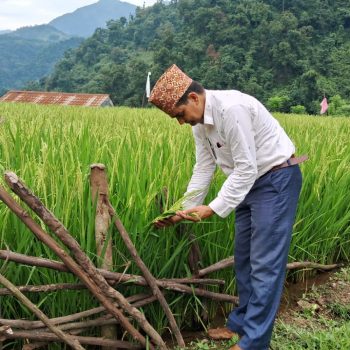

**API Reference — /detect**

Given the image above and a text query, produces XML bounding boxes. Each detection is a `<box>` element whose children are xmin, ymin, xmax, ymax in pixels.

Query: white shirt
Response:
<box><xmin>183</xmin><ymin>90</ymin><xmax>295</xmax><ymax>218</ymax></box>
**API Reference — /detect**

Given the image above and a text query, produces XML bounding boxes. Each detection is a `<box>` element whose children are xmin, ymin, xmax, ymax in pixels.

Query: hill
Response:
<box><xmin>0</xmin><ymin>1</ymin><xmax>137</xmax><ymax>93</ymax></box>
<box><xmin>0</xmin><ymin>30</ymin><xmax>12</xmax><ymax>35</ymax></box>
<box><xmin>5</xmin><ymin>24</ymin><xmax>71</xmax><ymax>42</ymax></box>
<box><xmin>0</xmin><ymin>25</ymin><xmax>83</xmax><ymax>93</ymax></box>
<box><xmin>40</xmin><ymin>0</ymin><xmax>350</xmax><ymax>113</ymax></box>
<box><xmin>49</xmin><ymin>0</ymin><xmax>137</xmax><ymax>38</ymax></box>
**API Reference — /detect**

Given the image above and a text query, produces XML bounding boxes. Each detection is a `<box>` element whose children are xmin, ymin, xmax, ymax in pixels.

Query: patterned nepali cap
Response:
<box><xmin>149</xmin><ymin>64</ymin><xmax>193</xmax><ymax>116</ymax></box>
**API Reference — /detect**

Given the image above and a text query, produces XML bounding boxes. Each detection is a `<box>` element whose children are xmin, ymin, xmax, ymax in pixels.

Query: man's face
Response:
<box><xmin>171</xmin><ymin>92</ymin><xmax>205</xmax><ymax>126</ymax></box>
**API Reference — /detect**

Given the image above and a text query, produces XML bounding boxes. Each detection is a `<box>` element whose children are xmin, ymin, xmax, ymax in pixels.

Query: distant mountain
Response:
<box><xmin>49</xmin><ymin>0</ymin><xmax>136</xmax><ymax>38</ymax></box>
<box><xmin>0</xmin><ymin>30</ymin><xmax>12</xmax><ymax>35</ymax></box>
<box><xmin>0</xmin><ymin>0</ymin><xmax>137</xmax><ymax>93</ymax></box>
<box><xmin>5</xmin><ymin>24</ymin><xmax>71</xmax><ymax>42</ymax></box>
<box><xmin>0</xmin><ymin>25</ymin><xmax>83</xmax><ymax>93</ymax></box>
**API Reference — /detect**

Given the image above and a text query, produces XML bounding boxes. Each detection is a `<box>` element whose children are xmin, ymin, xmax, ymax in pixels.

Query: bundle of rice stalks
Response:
<box><xmin>150</xmin><ymin>189</ymin><xmax>203</xmax><ymax>225</ymax></box>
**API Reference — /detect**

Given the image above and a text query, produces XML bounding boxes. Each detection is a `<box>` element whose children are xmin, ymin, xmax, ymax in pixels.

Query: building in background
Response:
<box><xmin>0</xmin><ymin>91</ymin><xmax>113</xmax><ymax>107</ymax></box>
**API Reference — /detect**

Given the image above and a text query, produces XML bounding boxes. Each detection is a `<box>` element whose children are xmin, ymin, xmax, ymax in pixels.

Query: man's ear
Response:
<box><xmin>188</xmin><ymin>92</ymin><xmax>199</xmax><ymax>103</ymax></box>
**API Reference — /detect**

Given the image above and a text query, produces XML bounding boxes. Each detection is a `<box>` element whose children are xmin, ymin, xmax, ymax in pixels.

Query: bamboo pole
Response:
<box><xmin>90</xmin><ymin>164</ymin><xmax>116</xmax><ymax>348</ymax></box>
<box><xmin>0</xmin><ymin>273</ymin><xmax>84</xmax><ymax>350</ymax></box>
<box><xmin>0</xmin><ymin>185</ymin><xmax>157</xmax><ymax>350</ymax></box>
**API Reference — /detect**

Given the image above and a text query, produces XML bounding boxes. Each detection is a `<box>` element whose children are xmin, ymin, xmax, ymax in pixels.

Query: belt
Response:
<box><xmin>269</xmin><ymin>154</ymin><xmax>309</xmax><ymax>172</ymax></box>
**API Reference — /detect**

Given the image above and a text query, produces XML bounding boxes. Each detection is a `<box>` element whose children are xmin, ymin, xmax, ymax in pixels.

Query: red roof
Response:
<box><xmin>0</xmin><ymin>91</ymin><xmax>113</xmax><ymax>107</ymax></box>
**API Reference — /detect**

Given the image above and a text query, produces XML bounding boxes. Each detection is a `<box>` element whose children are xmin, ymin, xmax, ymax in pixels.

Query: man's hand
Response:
<box><xmin>176</xmin><ymin>205</ymin><xmax>214</xmax><ymax>222</ymax></box>
<box><xmin>154</xmin><ymin>214</ymin><xmax>183</xmax><ymax>229</ymax></box>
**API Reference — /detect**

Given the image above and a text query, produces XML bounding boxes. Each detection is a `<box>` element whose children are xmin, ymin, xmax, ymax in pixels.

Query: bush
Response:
<box><xmin>328</xmin><ymin>94</ymin><xmax>346</xmax><ymax>115</ymax></box>
<box><xmin>266</xmin><ymin>96</ymin><xmax>290</xmax><ymax>112</ymax></box>
<box><xmin>338</xmin><ymin>105</ymin><xmax>350</xmax><ymax>116</ymax></box>
<box><xmin>290</xmin><ymin>105</ymin><xmax>306</xmax><ymax>114</ymax></box>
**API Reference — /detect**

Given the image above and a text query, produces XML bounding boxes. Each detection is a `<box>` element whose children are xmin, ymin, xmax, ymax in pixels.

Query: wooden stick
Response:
<box><xmin>286</xmin><ymin>261</ymin><xmax>340</xmax><ymax>270</ymax></box>
<box><xmin>109</xmin><ymin>201</ymin><xmax>187</xmax><ymax>347</ymax></box>
<box><xmin>0</xmin><ymin>250</ymin><xmax>234</xmax><ymax>302</ymax></box>
<box><xmin>90</xmin><ymin>164</ymin><xmax>116</xmax><ymax>348</ymax></box>
<box><xmin>0</xmin><ymin>248</ymin><xmax>339</xmax><ymax>281</ymax></box>
<box><xmin>0</xmin><ymin>249</ymin><xmax>224</xmax><ymax>286</ymax></box>
<box><xmin>0</xmin><ymin>283</ymin><xmax>86</xmax><ymax>296</ymax></box>
<box><xmin>0</xmin><ymin>273</ymin><xmax>84</xmax><ymax>350</ymax></box>
<box><xmin>5</xmin><ymin>330</ymin><xmax>142</xmax><ymax>349</ymax></box>
<box><xmin>198</xmin><ymin>256</ymin><xmax>340</xmax><ymax>276</ymax></box>
<box><xmin>0</xmin><ymin>185</ymin><xmax>154</xmax><ymax>349</ymax></box>
<box><xmin>0</xmin><ymin>294</ymin><xmax>156</xmax><ymax>331</ymax></box>
<box><xmin>3</xmin><ymin>173</ymin><xmax>165</xmax><ymax>350</ymax></box>
<box><xmin>0</xmin><ymin>325</ymin><xmax>13</xmax><ymax>342</ymax></box>
<box><xmin>198</xmin><ymin>257</ymin><xmax>235</xmax><ymax>277</ymax></box>
<box><xmin>21</xmin><ymin>296</ymin><xmax>158</xmax><ymax>350</ymax></box>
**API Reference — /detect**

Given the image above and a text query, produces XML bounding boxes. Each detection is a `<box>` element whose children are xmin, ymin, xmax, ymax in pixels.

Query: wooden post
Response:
<box><xmin>90</xmin><ymin>164</ymin><xmax>116</xmax><ymax>348</ymax></box>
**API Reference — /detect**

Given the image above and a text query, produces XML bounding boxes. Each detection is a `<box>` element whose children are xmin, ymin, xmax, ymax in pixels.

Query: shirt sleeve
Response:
<box><xmin>209</xmin><ymin>105</ymin><xmax>258</xmax><ymax>218</ymax></box>
<box><xmin>183</xmin><ymin>126</ymin><xmax>216</xmax><ymax>209</ymax></box>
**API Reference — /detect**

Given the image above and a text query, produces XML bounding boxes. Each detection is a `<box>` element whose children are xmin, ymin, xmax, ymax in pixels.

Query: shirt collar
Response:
<box><xmin>203</xmin><ymin>90</ymin><xmax>214</xmax><ymax>125</ymax></box>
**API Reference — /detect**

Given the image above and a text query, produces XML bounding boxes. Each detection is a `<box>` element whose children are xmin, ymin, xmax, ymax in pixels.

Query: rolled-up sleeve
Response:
<box><xmin>209</xmin><ymin>105</ymin><xmax>258</xmax><ymax>218</ymax></box>
<box><xmin>183</xmin><ymin>126</ymin><xmax>216</xmax><ymax>209</ymax></box>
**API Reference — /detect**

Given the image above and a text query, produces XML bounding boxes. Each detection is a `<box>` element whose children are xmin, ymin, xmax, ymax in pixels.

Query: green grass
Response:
<box><xmin>0</xmin><ymin>103</ymin><xmax>350</xmax><ymax>341</ymax></box>
<box><xmin>270</xmin><ymin>320</ymin><xmax>350</xmax><ymax>349</ymax></box>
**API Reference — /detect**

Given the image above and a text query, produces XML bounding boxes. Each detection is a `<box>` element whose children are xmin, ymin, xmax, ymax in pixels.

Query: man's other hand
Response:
<box><xmin>154</xmin><ymin>214</ymin><xmax>183</xmax><ymax>229</ymax></box>
<box><xmin>176</xmin><ymin>205</ymin><xmax>214</xmax><ymax>222</ymax></box>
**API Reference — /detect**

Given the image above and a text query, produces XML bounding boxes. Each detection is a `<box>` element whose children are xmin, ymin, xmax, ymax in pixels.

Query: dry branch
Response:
<box><xmin>0</xmin><ymin>293</ymin><xmax>154</xmax><ymax>330</ymax></box>
<box><xmin>0</xmin><ymin>185</ymin><xmax>155</xmax><ymax>350</ymax></box>
<box><xmin>6</xmin><ymin>330</ymin><xmax>142</xmax><ymax>349</ymax></box>
<box><xmin>197</xmin><ymin>256</ymin><xmax>340</xmax><ymax>276</ymax></box>
<box><xmin>109</xmin><ymin>201</ymin><xmax>187</xmax><ymax>346</ymax></box>
<box><xmin>0</xmin><ymin>249</ymin><xmax>224</xmax><ymax>285</ymax></box>
<box><xmin>0</xmin><ymin>273</ymin><xmax>84</xmax><ymax>350</ymax></box>
<box><xmin>0</xmin><ymin>283</ymin><xmax>86</xmax><ymax>296</ymax></box>
<box><xmin>23</xmin><ymin>296</ymin><xmax>158</xmax><ymax>350</ymax></box>
<box><xmin>0</xmin><ymin>250</ymin><xmax>232</xmax><ymax>303</ymax></box>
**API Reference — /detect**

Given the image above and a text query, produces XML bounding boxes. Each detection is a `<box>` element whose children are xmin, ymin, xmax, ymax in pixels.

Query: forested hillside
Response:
<box><xmin>0</xmin><ymin>25</ymin><xmax>83</xmax><ymax>93</ymax></box>
<box><xmin>39</xmin><ymin>0</ymin><xmax>350</xmax><ymax>113</ymax></box>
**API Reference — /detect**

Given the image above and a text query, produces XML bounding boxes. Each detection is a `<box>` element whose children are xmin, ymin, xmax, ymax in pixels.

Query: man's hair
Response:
<box><xmin>176</xmin><ymin>80</ymin><xmax>205</xmax><ymax>106</ymax></box>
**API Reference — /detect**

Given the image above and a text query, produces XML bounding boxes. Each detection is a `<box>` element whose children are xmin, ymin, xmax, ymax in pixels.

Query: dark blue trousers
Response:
<box><xmin>226</xmin><ymin>165</ymin><xmax>302</xmax><ymax>350</ymax></box>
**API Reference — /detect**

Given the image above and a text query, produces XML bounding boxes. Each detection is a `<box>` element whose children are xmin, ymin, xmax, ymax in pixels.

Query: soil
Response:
<box><xmin>172</xmin><ymin>265</ymin><xmax>350</xmax><ymax>348</ymax></box>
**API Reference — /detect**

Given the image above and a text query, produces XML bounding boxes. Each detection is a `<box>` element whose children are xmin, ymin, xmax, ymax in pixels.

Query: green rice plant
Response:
<box><xmin>0</xmin><ymin>103</ymin><xmax>349</xmax><ymax>346</ymax></box>
<box><xmin>150</xmin><ymin>189</ymin><xmax>203</xmax><ymax>225</ymax></box>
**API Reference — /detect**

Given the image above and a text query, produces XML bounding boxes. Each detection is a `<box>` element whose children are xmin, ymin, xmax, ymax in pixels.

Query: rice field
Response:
<box><xmin>0</xmin><ymin>102</ymin><xmax>350</xmax><ymax>341</ymax></box>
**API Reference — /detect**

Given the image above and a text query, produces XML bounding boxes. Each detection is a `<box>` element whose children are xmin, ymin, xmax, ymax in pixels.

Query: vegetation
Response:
<box><xmin>0</xmin><ymin>103</ymin><xmax>349</xmax><ymax>345</ymax></box>
<box><xmin>35</xmin><ymin>0</ymin><xmax>350</xmax><ymax>114</ymax></box>
<box><xmin>0</xmin><ymin>26</ymin><xmax>83</xmax><ymax>93</ymax></box>
<box><xmin>185</xmin><ymin>267</ymin><xmax>350</xmax><ymax>349</ymax></box>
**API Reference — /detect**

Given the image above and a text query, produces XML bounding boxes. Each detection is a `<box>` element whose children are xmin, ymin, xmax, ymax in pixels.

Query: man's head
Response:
<box><xmin>149</xmin><ymin>64</ymin><xmax>205</xmax><ymax>126</ymax></box>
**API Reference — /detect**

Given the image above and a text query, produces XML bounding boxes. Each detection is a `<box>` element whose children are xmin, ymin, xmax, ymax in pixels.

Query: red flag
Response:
<box><xmin>320</xmin><ymin>97</ymin><xmax>328</xmax><ymax>114</ymax></box>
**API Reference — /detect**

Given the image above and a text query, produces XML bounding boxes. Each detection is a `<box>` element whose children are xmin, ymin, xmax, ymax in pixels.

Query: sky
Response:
<box><xmin>0</xmin><ymin>0</ymin><xmax>158</xmax><ymax>31</ymax></box>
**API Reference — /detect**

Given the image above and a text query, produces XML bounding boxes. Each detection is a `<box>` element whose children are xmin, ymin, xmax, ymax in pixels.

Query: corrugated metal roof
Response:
<box><xmin>0</xmin><ymin>91</ymin><xmax>113</xmax><ymax>107</ymax></box>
